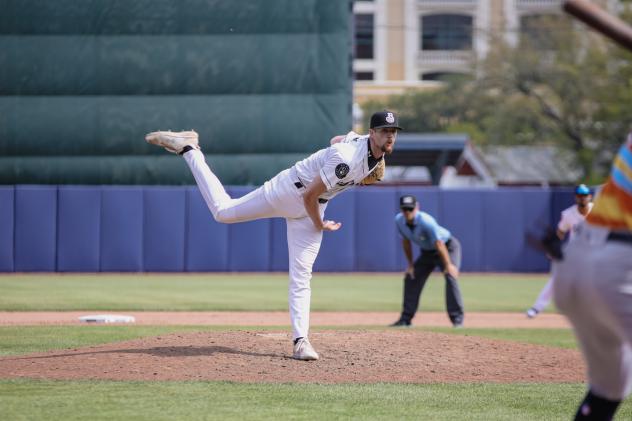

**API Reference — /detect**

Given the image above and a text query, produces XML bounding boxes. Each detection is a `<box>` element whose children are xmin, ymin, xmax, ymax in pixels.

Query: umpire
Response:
<box><xmin>390</xmin><ymin>195</ymin><xmax>465</xmax><ymax>327</ymax></box>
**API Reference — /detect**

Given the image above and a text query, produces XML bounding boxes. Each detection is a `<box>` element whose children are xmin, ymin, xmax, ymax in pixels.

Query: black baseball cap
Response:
<box><xmin>400</xmin><ymin>195</ymin><xmax>417</xmax><ymax>210</ymax></box>
<box><xmin>370</xmin><ymin>110</ymin><xmax>402</xmax><ymax>130</ymax></box>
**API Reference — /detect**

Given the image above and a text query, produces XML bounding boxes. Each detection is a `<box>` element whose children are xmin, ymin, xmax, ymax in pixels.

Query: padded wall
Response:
<box><xmin>226</xmin><ymin>187</ymin><xmax>272</xmax><ymax>271</ymax></box>
<box><xmin>14</xmin><ymin>186</ymin><xmax>57</xmax><ymax>271</ymax></box>
<box><xmin>57</xmin><ymin>187</ymin><xmax>101</xmax><ymax>272</ymax></box>
<box><xmin>441</xmin><ymin>190</ymin><xmax>485</xmax><ymax>271</ymax></box>
<box><xmin>354</xmin><ymin>189</ymin><xmax>400</xmax><ymax>272</ymax></box>
<box><xmin>314</xmin><ymin>194</ymin><xmax>356</xmax><ymax>272</ymax></box>
<box><xmin>0</xmin><ymin>0</ymin><xmax>352</xmax><ymax>184</ymax></box>
<box><xmin>185</xmin><ymin>187</ymin><xmax>229</xmax><ymax>271</ymax></box>
<box><xmin>0</xmin><ymin>187</ymin><xmax>14</xmax><ymax>271</ymax></box>
<box><xmin>1</xmin><ymin>186</ymin><xmax>573</xmax><ymax>273</ymax></box>
<box><xmin>100</xmin><ymin>187</ymin><xmax>144</xmax><ymax>271</ymax></box>
<box><xmin>143</xmin><ymin>188</ymin><xmax>186</xmax><ymax>271</ymax></box>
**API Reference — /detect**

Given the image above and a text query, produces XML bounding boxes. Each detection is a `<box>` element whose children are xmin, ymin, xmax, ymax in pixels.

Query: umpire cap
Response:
<box><xmin>400</xmin><ymin>195</ymin><xmax>417</xmax><ymax>210</ymax></box>
<box><xmin>575</xmin><ymin>184</ymin><xmax>591</xmax><ymax>195</ymax></box>
<box><xmin>370</xmin><ymin>110</ymin><xmax>402</xmax><ymax>130</ymax></box>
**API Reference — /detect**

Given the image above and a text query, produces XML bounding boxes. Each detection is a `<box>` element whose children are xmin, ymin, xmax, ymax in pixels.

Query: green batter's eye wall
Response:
<box><xmin>0</xmin><ymin>0</ymin><xmax>353</xmax><ymax>185</ymax></box>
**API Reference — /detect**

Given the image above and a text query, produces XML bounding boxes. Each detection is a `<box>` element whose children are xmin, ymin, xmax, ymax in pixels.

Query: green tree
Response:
<box><xmin>362</xmin><ymin>14</ymin><xmax>632</xmax><ymax>182</ymax></box>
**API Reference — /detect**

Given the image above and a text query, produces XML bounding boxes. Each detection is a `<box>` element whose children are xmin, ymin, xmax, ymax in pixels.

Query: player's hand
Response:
<box><xmin>444</xmin><ymin>263</ymin><xmax>459</xmax><ymax>278</ymax></box>
<box><xmin>405</xmin><ymin>265</ymin><xmax>415</xmax><ymax>277</ymax></box>
<box><xmin>321</xmin><ymin>220</ymin><xmax>342</xmax><ymax>231</ymax></box>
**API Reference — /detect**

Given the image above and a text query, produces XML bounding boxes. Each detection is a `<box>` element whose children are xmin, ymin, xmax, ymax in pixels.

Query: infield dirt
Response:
<box><xmin>0</xmin><ymin>330</ymin><xmax>583</xmax><ymax>383</ymax></box>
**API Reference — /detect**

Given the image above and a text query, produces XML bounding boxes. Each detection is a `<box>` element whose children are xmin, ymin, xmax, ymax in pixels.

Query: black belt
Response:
<box><xmin>294</xmin><ymin>181</ymin><xmax>328</xmax><ymax>203</ymax></box>
<box><xmin>607</xmin><ymin>231</ymin><xmax>632</xmax><ymax>244</ymax></box>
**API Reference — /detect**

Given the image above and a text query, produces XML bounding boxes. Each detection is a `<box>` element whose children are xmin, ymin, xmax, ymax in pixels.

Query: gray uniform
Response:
<box><xmin>552</xmin><ymin>134</ymin><xmax>632</xmax><ymax>419</ymax></box>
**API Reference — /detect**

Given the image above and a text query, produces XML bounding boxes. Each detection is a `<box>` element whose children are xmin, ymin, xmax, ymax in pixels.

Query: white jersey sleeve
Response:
<box><xmin>341</xmin><ymin>131</ymin><xmax>362</xmax><ymax>143</ymax></box>
<box><xmin>557</xmin><ymin>204</ymin><xmax>592</xmax><ymax>239</ymax></box>
<box><xmin>319</xmin><ymin>148</ymin><xmax>353</xmax><ymax>190</ymax></box>
<box><xmin>557</xmin><ymin>209</ymin><xmax>573</xmax><ymax>233</ymax></box>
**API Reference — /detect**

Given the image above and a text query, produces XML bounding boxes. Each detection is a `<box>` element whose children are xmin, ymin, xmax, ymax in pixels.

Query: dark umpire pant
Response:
<box><xmin>399</xmin><ymin>236</ymin><xmax>464</xmax><ymax>326</ymax></box>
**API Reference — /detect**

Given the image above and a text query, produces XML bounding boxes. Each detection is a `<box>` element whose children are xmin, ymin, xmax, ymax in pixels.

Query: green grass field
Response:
<box><xmin>3</xmin><ymin>380</ymin><xmax>624</xmax><ymax>421</ymax></box>
<box><xmin>1</xmin><ymin>273</ymin><xmax>629</xmax><ymax>420</ymax></box>
<box><xmin>0</xmin><ymin>273</ymin><xmax>549</xmax><ymax>312</ymax></box>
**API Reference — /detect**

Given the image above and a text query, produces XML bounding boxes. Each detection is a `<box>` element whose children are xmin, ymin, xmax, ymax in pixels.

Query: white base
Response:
<box><xmin>78</xmin><ymin>314</ymin><xmax>136</xmax><ymax>324</ymax></box>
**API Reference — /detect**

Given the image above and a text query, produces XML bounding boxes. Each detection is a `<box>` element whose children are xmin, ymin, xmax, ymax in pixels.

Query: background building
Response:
<box><xmin>353</xmin><ymin>0</ymin><xmax>615</xmax><ymax>104</ymax></box>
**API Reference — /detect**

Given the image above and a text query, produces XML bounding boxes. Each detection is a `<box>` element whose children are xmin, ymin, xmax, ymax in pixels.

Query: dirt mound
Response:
<box><xmin>0</xmin><ymin>330</ymin><xmax>584</xmax><ymax>383</ymax></box>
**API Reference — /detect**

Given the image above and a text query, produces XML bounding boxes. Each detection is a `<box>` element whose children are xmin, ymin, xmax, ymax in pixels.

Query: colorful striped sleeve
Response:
<box><xmin>586</xmin><ymin>134</ymin><xmax>632</xmax><ymax>231</ymax></box>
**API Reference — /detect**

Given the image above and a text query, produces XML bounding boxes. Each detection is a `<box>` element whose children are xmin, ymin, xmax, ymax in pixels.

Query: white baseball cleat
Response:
<box><xmin>526</xmin><ymin>308</ymin><xmax>539</xmax><ymax>319</ymax></box>
<box><xmin>292</xmin><ymin>337</ymin><xmax>319</xmax><ymax>361</ymax></box>
<box><xmin>145</xmin><ymin>130</ymin><xmax>199</xmax><ymax>154</ymax></box>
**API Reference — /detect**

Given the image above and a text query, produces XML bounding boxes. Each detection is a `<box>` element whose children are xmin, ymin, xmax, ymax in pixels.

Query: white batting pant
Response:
<box><xmin>531</xmin><ymin>275</ymin><xmax>554</xmax><ymax>312</ymax></box>
<box><xmin>554</xmin><ymin>224</ymin><xmax>632</xmax><ymax>400</ymax></box>
<box><xmin>184</xmin><ymin>150</ymin><xmax>324</xmax><ymax>340</ymax></box>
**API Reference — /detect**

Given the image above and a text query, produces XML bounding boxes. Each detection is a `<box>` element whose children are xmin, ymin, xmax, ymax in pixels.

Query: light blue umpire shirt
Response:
<box><xmin>395</xmin><ymin>211</ymin><xmax>451</xmax><ymax>251</ymax></box>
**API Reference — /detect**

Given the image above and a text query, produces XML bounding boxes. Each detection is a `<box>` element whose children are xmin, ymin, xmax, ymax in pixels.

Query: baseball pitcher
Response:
<box><xmin>526</xmin><ymin>184</ymin><xmax>593</xmax><ymax>318</ymax></box>
<box><xmin>145</xmin><ymin>111</ymin><xmax>401</xmax><ymax>360</ymax></box>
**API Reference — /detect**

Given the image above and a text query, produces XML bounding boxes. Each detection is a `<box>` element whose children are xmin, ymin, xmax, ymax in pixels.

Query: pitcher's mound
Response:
<box><xmin>0</xmin><ymin>330</ymin><xmax>584</xmax><ymax>383</ymax></box>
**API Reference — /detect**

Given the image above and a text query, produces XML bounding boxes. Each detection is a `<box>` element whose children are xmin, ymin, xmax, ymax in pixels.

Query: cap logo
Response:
<box><xmin>385</xmin><ymin>113</ymin><xmax>395</xmax><ymax>124</ymax></box>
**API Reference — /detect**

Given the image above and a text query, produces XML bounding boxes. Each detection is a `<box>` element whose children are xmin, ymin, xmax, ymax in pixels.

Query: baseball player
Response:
<box><xmin>390</xmin><ymin>195</ymin><xmax>464</xmax><ymax>328</ymax></box>
<box><xmin>145</xmin><ymin>111</ymin><xmax>401</xmax><ymax>360</ymax></box>
<box><xmin>553</xmin><ymin>133</ymin><xmax>632</xmax><ymax>420</ymax></box>
<box><xmin>526</xmin><ymin>184</ymin><xmax>593</xmax><ymax>318</ymax></box>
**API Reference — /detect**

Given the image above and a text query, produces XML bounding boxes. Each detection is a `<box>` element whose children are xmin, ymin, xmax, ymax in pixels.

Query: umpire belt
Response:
<box><xmin>294</xmin><ymin>181</ymin><xmax>328</xmax><ymax>203</ymax></box>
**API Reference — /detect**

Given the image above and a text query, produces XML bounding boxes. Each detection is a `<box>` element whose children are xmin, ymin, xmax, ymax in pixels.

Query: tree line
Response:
<box><xmin>362</xmin><ymin>13</ymin><xmax>632</xmax><ymax>183</ymax></box>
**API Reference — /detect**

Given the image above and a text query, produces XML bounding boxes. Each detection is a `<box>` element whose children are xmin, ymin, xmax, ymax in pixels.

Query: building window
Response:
<box><xmin>354</xmin><ymin>13</ymin><xmax>374</xmax><ymax>59</ymax></box>
<box><xmin>421</xmin><ymin>14</ymin><xmax>472</xmax><ymax>51</ymax></box>
<box><xmin>354</xmin><ymin>71</ymin><xmax>374</xmax><ymax>81</ymax></box>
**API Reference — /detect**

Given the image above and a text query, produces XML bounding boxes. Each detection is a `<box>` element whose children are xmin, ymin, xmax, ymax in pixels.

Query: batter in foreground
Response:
<box><xmin>554</xmin><ymin>132</ymin><xmax>632</xmax><ymax>420</ymax></box>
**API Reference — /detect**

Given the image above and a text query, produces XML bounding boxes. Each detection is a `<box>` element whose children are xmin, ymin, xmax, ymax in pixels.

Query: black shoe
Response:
<box><xmin>389</xmin><ymin>319</ymin><xmax>411</xmax><ymax>327</ymax></box>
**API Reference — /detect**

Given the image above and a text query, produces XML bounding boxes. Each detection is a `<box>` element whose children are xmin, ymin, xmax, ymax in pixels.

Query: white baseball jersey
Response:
<box><xmin>292</xmin><ymin>131</ymin><xmax>378</xmax><ymax>200</ymax></box>
<box><xmin>557</xmin><ymin>203</ymin><xmax>593</xmax><ymax>239</ymax></box>
<box><xmin>182</xmin><ymin>132</ymin><xmax>381</xmax><ymax>343</ymax></box>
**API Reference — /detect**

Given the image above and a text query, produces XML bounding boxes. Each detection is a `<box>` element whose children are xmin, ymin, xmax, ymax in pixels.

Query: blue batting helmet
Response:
<box><xmin>575</xmin><ymin>184</ymin><xmax>591</xmax><ymax>195</ymax></box>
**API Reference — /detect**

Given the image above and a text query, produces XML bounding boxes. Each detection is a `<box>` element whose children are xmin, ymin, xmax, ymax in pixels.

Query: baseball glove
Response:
<box><xmin>360</xmin><ymin>159</ymin><xmax>385</xmax><ymax>185</ymax></box>
<box><xmin>526</xmin><ymin>227</ymin><xmax>563</xmax><ymax>261</ymax></box>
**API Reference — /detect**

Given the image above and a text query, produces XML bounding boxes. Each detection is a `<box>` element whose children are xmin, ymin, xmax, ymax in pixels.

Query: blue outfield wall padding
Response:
<box><xmin>185</xmin><ymin>187</ymin><xmax>229</xmax><ymax>271</ymax></box>
<box><xmin>441</xmin><ymin>190</ymin><xmax>485</xmax><ymax>271</ymax></box>
<box><xmin>0</xmin><ymin>187</ymin><xmax>14</xmax><ymax>271</ymax></box>
<box><xmin>270</xmin><ymin>218</ymin><xmax>289</xmax><ymax>272</ymax></box>
<box><xmin>2</xmin><ymin>185</ymin><xmax>578</xmax><ymax>273</ymax></box>
<box><xmin>314</xmin><ymin>192</ymin><xmax>355</xmax><ymax>272</ymax></box>
<box><xmin>354</xmin><ymin>188</ymin><xmax>399</xmax><ymax>271</ymax></box>
<box><xmin>521</xmin><ymin>189</ymin><xmax>552</xmax><ymax>272</ymax></box>
<box><xmin>100</xmin><ymin>187</ymin><xmax>144</xmax><ymax>272</ymax></box>
<box><xmin>226</xmin><ymin>187</ymin><xmax>271</xmax><ymax>272</ymax></box>
<box><xmin>14</xmin><ymin>186</ymin><xmax>57</xmax><ymax>271</ymax></box>
<box><xmin>57</xmin><ymin>186</ymin><xmax>101</xmax><ymax>272</ymax></box>
<box><xmin>143</xmin><ymin>187</ymin><xmax>186</xmax><ymax>272</ymax></box>
<box><xmin>482</xmin><ymin>190</ymin><xmax>526</xmax><ymax>272</ymax></box>
<box><xmin>551</xmin><ymin>189</ymin><xmax>576</xmax><ymax>226</ymax></box>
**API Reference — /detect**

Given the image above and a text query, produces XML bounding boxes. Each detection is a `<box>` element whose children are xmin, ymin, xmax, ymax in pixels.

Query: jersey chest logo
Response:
<box><xmin>335</xmin><ymin>163</ymin><xmax>350</xmax><ymax>179</ymax></box>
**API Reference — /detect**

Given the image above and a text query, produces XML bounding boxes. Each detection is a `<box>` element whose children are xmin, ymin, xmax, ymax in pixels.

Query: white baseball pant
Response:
<box><xmin>554</xmin><ymin>224</ymin><xmax>632</xmax><ymax>400</ymax></box>
<box><xmin>531</xmin><ymin>275</ymin><xmax>554</xmax><ymax>312</ymax></box>
<box><xmin>184</xmin><ymin>150</ymin><xmax>325</xmax><ymax>340</ymax></box>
